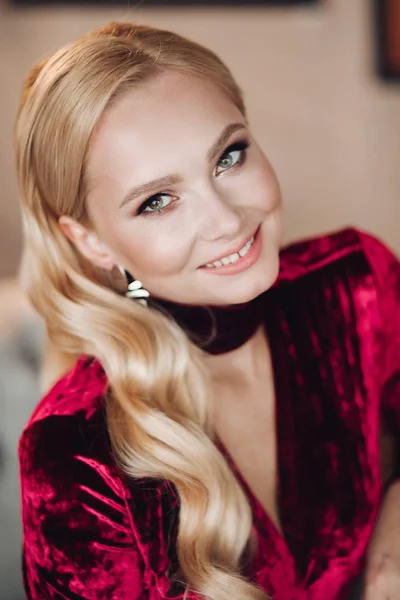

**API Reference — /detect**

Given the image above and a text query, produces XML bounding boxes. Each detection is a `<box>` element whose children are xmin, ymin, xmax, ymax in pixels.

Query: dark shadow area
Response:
<box><xmin>373</xmin><ymin>0</ymin><xmax>400</xmax><ymax>82</ymax></box>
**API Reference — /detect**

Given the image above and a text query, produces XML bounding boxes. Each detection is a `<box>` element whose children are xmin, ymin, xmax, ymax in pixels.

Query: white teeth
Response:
<box><xmin>205</xmin><ymin>234</ymin><xmax>256</xmax><ymax>268</ymax></box>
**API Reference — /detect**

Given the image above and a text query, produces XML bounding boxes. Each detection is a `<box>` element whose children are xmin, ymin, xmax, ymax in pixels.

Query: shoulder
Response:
<box><xmin>18</xmin><ymin>355</ymin><xmax>168</xmax><ymax>598</ymax></box>
<box><xmin>276</xmin><ymin>226</ymin><xmax>399</xmax><ymax>285</ymax></box>
<box><xmin>19</xmin><ymin>351</ymin><xmax>116</xmax><ymax>475</ymax></box>
<box><xmin>19</xmin><ymin>355</ymin><xmax>114</xmax><ymax>500</ymax></box>
<box><xmin>25</xmin><ymin>354</ymin><xmax>107</xmax><ymax>428</ymax></box>
<box><xmin>19</xmin><ymin>355</ymin><xmax>179</xmax><ymax>598</ymax></box>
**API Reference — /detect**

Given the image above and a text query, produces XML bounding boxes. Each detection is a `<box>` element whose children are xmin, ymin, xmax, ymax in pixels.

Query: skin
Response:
<box><xmin>60</xmin><ymin>70</ymin><xmax>283</xmax><ymax>307</ymax></box>
<box><xmin>363</xmin><ymin>481</ymin><xmax>400</xmax><ymax>599</ymax></box>
<box><xmin>59</xmin><ymin>69</ymin><xmax>400</xmax><ymax>598</ymax></box>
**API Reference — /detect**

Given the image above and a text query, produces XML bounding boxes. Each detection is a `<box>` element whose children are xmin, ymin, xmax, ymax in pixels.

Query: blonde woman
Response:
<box><xmin>15</xmin><ymin>22</ymin><xmax>400</xmax><ymax>600</ymax></box>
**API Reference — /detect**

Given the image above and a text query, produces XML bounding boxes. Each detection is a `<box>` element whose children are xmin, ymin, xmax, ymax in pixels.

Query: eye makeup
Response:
<box><xmin>135</xmin><ymin>137</ymin><xmax>251</xmax><ymax>217</ymax></box>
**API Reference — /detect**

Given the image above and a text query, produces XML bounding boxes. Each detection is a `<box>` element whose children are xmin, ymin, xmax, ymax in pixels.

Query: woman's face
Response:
<box><xmin>78</xmin><ymin>70</ymin><xmax>283</xmax><ymax>305</ymax></box>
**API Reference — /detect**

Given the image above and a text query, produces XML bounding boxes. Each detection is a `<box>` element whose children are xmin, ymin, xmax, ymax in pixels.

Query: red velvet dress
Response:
<box><xmin>19</xmin><ymin>228</ymin><xmax>400</xmax><ymax>600</ymax></box>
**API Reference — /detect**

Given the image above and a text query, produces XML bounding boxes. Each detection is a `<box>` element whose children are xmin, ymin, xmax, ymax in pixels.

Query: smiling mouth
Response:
<box><xmin>204</xmin><ymin>235</ymin><xmax>256</xmax><ymax>268</ymax></box>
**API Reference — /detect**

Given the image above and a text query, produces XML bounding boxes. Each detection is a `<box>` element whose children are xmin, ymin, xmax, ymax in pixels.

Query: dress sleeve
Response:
<box><xmin>19</xmin><ymin>413</ymin><xmax>149</xmax><ymax>600</ymax></box>
<box><xmin>359</xmin><ymin>230</ymin><xmax>400</xmax><ymax>428</ymax></box>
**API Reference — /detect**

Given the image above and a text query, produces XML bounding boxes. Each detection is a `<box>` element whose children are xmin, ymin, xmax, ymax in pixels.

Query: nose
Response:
<box><xmin>194</xmin><ymin>183</ymin><xmax>243</xmax><ymax>242</ymax></box>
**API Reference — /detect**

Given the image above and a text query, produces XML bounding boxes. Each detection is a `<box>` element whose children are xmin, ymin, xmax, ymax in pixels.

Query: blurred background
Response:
<box><xmin>0</xmin><ymin>0</ymin><xmax>399</xmax><ymax>597</ymax></box>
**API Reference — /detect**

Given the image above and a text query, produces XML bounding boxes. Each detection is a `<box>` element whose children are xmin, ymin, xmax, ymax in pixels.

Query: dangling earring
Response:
<box><xmin>114</xmin><ymin>265</ymin><xmax>150</xmax><ymax>307</ymax></box>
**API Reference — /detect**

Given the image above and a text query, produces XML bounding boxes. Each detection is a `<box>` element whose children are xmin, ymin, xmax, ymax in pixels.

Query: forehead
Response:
<box><xmin>87</xmin><ymin>71</ymin><xmax>244</xmax><ymax>181</ymax></box>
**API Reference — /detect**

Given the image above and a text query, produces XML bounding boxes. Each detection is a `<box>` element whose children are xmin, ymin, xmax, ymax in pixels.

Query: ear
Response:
<box><xmin>58</xmin><ymin>216</ymin><xmax>115</xmax><ymax>271</ymax></box>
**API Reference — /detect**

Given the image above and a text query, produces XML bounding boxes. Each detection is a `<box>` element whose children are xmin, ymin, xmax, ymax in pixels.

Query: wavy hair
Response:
<box><xmin>15</xmin><ymin>22</ymin><xmax>268</xmax><ymax>600</ymax></box>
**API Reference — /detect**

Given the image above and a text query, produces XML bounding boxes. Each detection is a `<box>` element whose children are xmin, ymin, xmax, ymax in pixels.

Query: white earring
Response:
<box><xmin>115</xmin><ymin>266</ymin><xmax>150</xmax><ymax>307</ymax></box>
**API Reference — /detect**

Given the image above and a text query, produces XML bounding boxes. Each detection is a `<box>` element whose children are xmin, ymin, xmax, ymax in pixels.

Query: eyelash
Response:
<box><xmin>136</xmin><ymin>139</ymin><xmax>251</xmax><ymax>217</ymax></box>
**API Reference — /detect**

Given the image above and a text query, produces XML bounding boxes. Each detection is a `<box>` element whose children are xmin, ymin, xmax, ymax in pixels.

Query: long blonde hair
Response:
<box><xmin>15</xmin><ymin>22</ymin><xmax>268</xmax><ymax>600</ymax></box>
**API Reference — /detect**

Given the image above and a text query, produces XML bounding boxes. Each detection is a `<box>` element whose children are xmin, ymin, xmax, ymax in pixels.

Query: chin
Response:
<box><xmin>235</xmin><ymin>226</ymin><xmax>281</xmax><ymax>303</ymax></box>
<box><xmin>212</xmin><ymin>252</ymin><xmax>280</xmax><ymax>306</ymax></box>
<box><xmin>239</xmin><ymin>261</ymin><xmax>280</xmax><ymax>304</ymax></box>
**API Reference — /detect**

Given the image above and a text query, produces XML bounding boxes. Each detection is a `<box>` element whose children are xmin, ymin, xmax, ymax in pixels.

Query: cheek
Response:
<box><xmin>244</xmin><ymin>152</ymin><xmax>281</xmax><ymax>209</ymax></box>
<box><xmin>114</xmin><ymin>220</ymin><xmax>193</xmax><ymax>279</ymax></box>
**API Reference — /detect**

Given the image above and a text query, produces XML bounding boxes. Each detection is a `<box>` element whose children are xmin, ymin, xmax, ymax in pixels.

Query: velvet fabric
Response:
<box><xmin>152</xmin><ymin>290</ymin><xmax>265</xmax><ymax>355</ymax></box>
<box><xmin>19</xmin><ymin>227</ymin><xmax>400</xmax><ymax>599</ymax></box>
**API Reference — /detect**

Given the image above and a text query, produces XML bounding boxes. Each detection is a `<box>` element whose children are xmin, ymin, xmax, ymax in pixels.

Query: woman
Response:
<box><xmin>15</xmin><ymin>22</ymin><xmax>400</xmax><ymax>600</ymax></box>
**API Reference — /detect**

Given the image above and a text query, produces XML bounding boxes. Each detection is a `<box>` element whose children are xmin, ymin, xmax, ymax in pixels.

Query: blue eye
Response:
<box><xmin>138</xmin><ymin>193</ymin><xmax>174</xmax><ymax>215</ymax></box>
<box><xmin>136</xmin><ymin>140</ymin><xmax>250</xmax><ymax>217</ymax></box>
<box><xmin>215</xmin><ymin>141</ymin><xmax>249</xmax><ymax>175</ymax></box>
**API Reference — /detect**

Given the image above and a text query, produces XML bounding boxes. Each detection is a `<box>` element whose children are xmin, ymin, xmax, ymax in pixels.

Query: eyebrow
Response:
<box><xmin>118</xmin><ymin>122</ymin><xmax>247</xmax><ymax>209</ymax></box>
<box><xmin>207</xmin><ymin>122</ymin><xmax>246</xmax><ymax>162</ymax></box>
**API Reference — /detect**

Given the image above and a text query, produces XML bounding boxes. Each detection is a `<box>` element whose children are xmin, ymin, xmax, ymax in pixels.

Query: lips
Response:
<box><xmin>200</xmin><ymin>227</ymin><xmax>259</xmax><ymax>268</ymax></box>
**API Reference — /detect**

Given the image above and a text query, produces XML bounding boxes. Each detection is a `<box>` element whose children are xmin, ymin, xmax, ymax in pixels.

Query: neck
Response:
<box><xmin>152</xmin><ymin>290</ymin><xmax>267</xmax><ymax>355</ymax></box>
<box><xmin>204</xmin><ymin>322</ymin><xmax>270</xmax><ymax>387</ymax></box>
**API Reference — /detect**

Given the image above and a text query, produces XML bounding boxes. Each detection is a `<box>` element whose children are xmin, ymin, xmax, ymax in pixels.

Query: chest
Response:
<box><xmin>211</xmin><ymin>277</ymin><xmax>384</xmax><ymax>562</ymax></box>
<box><xmin>213</xmin><ymin>371</ymin><xmax>282</xmax><ymax>533</ymax></box>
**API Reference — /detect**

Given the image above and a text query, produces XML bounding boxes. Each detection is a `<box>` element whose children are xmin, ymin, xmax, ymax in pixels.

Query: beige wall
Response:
<box><xmin>0</xmin><ymin>0</ymin><xmax>399</xmax><ymax>278</ymax></box>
